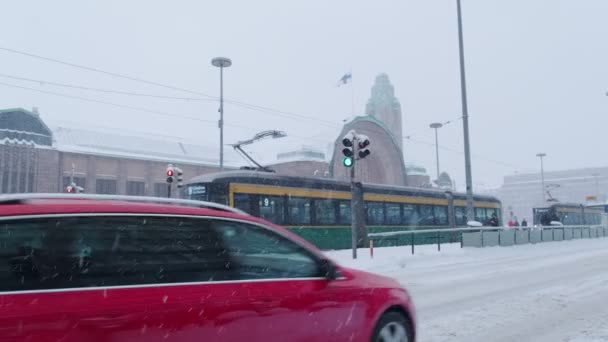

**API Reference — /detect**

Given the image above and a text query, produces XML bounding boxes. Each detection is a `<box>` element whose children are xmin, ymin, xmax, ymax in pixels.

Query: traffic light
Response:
<box><xmin>357</xmin><ymin>134</ymin><xmax>371</xmax><ymax>159</ymax></box>
<box><xmin>166</xmin><ymin>164</ymin><xmax>175</xmax><ymax>183</ymax></box>
<box><xmin>341</xmin><ymin>130</ymin><xmax>355</xmax><ymax>167</ymax></box>
<box><xmin>176</xmin><ymin>167</ymin><xmax>184</xmax><ymax>188</ymax></box>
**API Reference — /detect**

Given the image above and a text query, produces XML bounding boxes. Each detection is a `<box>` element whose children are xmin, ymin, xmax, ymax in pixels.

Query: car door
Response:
<box><xmin>0</xmin><ymin>214</ymin><xmax>270</xmax><ymax>342</ymax></box>
<box><xmin>211</xmin><ymin>219</ymin><xmax>368</xmax><ymax>341</ymax></box>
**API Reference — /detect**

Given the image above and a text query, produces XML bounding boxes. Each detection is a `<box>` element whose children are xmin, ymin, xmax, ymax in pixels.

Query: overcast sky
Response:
<box><xmin>1</xmin><ymin>0</ymin><xmax>607</xmax><ymax>190</ymax></box>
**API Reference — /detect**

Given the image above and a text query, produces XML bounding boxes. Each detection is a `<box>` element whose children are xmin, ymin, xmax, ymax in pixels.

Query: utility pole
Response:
<box><xmin>456</xmin><ymin>0</ymin><xmax>474</xmax><ymax>221</ymax></box>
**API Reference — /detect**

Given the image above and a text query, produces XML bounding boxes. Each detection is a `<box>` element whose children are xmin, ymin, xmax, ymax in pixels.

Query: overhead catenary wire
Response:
<box><xmin>0</xmin><ymin>73</ymin><xmax>215</xmax><ymax>102</ymax></box>
<box><xmin>0</xmin><ymin>81</ymin><xmax>253</xmax><ymax>130</ymax></box>
<box><xmin>0</xmin><ymin>80</ymin><xmax>336</xmax><ymax>145</ymax></box>
<box><xmin>0</xmin><ymin>47</ymin><xmax>344</xmax><ymax>127</ymax></box>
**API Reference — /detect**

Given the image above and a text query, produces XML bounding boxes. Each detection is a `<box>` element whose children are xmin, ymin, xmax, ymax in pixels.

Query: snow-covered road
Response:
<box><xmin>327</xmin><ymin>238</ymin><xmax>608</xmax><ymax>342</ymax></box>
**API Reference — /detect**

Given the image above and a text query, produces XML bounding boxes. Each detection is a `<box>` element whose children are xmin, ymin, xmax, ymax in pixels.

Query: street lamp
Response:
<box><xmin>536</xmin><ymin>153</ymin><xmax>547</xmax><ymax>202</ymax></box>
<box><xmin>211</xmin><ymin>56</ymin><xmax>232</xmax><ymax>172</ymax></box>
<box><xmin>455</xmin><ymin>0</ymin><xmax>474</xmax><ymax>221</ymax></box>
<box><xmin>429</xmin><ymin>122</ymin><xmax>443</xmax><ymax>182</ymax></box>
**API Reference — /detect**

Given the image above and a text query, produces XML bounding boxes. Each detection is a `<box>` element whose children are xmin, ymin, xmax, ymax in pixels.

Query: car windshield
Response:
<box><xmin>2</xmin><ymin>1</ymin><xmax>608</xmax><ymax>341</ymax></box>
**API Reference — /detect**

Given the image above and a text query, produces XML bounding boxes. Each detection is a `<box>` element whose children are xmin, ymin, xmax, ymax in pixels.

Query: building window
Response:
<box><xmin>95</xmin><ymin>179</ymin><xmax>117</xmax><ymax>195</ymax></box>
<box><xmin>154</xmin><ymin>183</ymin><xmax>168</xmax><ymax>197</ymax></box>
<box><xmin>126</xmin><ymin>181</ymin><xmax>145</xmax><ymax>196</ymax></box>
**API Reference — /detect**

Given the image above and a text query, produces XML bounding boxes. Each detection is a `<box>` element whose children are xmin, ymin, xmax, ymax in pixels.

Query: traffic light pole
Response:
<box><xmin>167</xmin><ymin>184</ymin><xmax>172</xmax><ymax>198</ymax></box>
<box><xmin>350</xmin><ymin>142</ymin><xmax>358</xmax><ymax>259</ymax></box>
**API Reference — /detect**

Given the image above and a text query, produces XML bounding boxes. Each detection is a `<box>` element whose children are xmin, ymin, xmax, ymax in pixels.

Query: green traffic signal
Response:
<box><xmin>342</xmin><ymin>157</ymin><xmax>353</xmax><ymax>167</ymax></box>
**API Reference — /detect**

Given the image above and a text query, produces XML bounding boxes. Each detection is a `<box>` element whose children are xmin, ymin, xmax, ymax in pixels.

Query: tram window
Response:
<box><xmin>474</xmin><ymin>208</ymin><xmax>487</xmax><ymax>224</ymax></box>
<box><xmin>234</xmin><ymin>193</ymin><xmax>254</xmax><ymax>215</ymax></box>
<box><xmin>434</xmin><ymin>206</ymin><xmax>448</xmax><ymax>225</ymax></box>
<box><xmin>403</xmin><ymin>204</ymin><xmax>419</xmax><ymax>226</ymax></box>
<box><xmin>455</xmin><ymin>207</ymin><xmax>466</xmax><ymax>226</ymax></box>
<box><xmin>366</xmin><ymin>202</ymin><xmax>384</xmax><ymax>226</ymax></box>
<box><xmin>338</xmin><ymin>201</ymin><xmax>351</xmax><ymax>225</ymax></box>
<box><xmin>288</xmin><ymin>197</ymin><xmax>311</xmax><ymax>225</ymax></box>
<box><xmin>386</xmin><ymin>203</ymin><xmax>401</xmax><ymax>225</ymax></box>
<box><xmin>485</xmin><ymin>208</ymin><xmax>497</xmax><ymax>223</ymax></box>
<box><xmin>418</xmin><ymin>205</ymin><xmax>435</xmax><ymax>226</ymax></box>
<box><xmin>208</xmin><ymin>184</ymin><xmax>228</xmax><ymax>205</ymax></box>
<box><xmin>259</xmin><ymin>196</ymin><xmax>285</xmax><ymax>225</ymax></box>
<box><xmin>314</xmin><ymin>199</ymin><xmax>336</xmax><ymax>225</ymax></box>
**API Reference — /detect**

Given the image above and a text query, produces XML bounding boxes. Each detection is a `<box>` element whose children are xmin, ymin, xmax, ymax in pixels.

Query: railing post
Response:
<box><xmin>437</xmin><ymin>231</ymin><xmax>441</xmax><ymax>251</ymax></box>
<box><xmin>460</xmin><ymin>231</ymin><xmax>464</xmax><ymax>248</ymax></box>
<box><xmin>481</xmin><ymin>230</ymin><xmax>484</xmax><ymax>247</ymax></box>
<box><xmin>529</xmin><ymin>228</ymin><xmax>532</xmax><ymax>244</ymax></box>
<box><xmin>370</xmin><ymin>239</ymin><xmax>374</xmax><ymax>259</ymax></box>
<box><xmin>411</xmin><ymin>234</ymin><xmax>415</xmax><ymax>255</ymax></box>
<box><xmin>551</xmin><ymin>228</ymin><xmax>554</xmax><ymax>241</ymax></box>
<box><xmin>541</xmin><ymin>228</ymin><xmax>544</xmax><ymax>242</ymax></box>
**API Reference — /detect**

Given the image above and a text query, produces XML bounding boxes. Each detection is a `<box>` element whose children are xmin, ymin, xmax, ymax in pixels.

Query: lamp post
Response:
<box><xmin>455</xmin><ymin>0</ymin><xmax>474</xmax><ymax>221</ymax></box>
<box><xmin>211</xmin><ymin>57</ymin><xmax>232</xmax><ymax>172</ymax></box>
<box><xmin>536</xmin><ymin>153</ymin><xmax>547</xmax><ymax>202</ymax></box>
<box><xmin>430</xmin><ymin>122</ymin><xmax>443</xmax><ymax>182</ymax></box>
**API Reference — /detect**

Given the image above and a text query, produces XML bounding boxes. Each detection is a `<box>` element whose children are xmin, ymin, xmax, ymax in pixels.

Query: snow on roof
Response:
<box><xmin>52</xmin><ymin>126</ymin><xmax>241</xmax><ymax>167</ymax></box>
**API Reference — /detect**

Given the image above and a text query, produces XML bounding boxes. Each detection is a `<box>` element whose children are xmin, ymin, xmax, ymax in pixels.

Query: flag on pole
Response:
<box><xmin>337</xmin><ymin>73</ymin><xmax>352</xmax><ymax>86</ymax></box>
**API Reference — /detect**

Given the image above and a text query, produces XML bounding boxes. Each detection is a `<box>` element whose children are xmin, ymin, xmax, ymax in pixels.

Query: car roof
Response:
<box><xmin>0</xmin><ymin>197</ymin><xmax>247</xmax><ymax>218</ymax></box>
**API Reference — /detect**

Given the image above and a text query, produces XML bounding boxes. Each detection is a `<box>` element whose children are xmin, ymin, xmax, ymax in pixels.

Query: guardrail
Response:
<box><xmin>367</xmin><ymin>225</ymin><xmax>608</xmax><ymax>257</ymax></box>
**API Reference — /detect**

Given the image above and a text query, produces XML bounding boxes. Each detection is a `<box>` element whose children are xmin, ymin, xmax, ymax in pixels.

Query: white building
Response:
<box><xmin>498</xmin><ymin>167</ymin><xmax>608</xmax><ymax>221</ymax></box>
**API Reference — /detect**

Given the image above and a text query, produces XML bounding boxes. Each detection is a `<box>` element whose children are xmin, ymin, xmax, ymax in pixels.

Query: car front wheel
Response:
<box><xmin>371</xmin><ymin>312</ymin><xmax>412</xmax><ymax>342</ymax></box>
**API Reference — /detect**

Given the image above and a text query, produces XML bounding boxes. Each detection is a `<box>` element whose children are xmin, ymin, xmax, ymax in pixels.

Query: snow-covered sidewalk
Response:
<box><xmin>326</xmin><ymin>239</ymin><xmax>608</xmax><ymax>342</ymax></box>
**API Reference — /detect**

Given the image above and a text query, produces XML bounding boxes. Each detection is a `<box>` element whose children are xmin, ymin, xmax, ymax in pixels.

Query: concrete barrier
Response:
<box><xmin>499</xmin><ymin>230</ymin><xmax>515</xmax><ymax>246</ymax></box>
<box><xmin>530</xmin><ymin>230</ymin><xmax>542</xmax><ymax>243</ymax></box>
<box><xmin>583</xmin><ymin>228</ymin><xmax>591</xmax><ymax>238</ymax></box>
<box><xmin>554</xmin><ymin>229</ymin><xmax>564</xmax><ymax>241</ymax></box>
<box><xmin>369</xmin><ymin>225</ymin><xmax>608</xmax><ymax>255</ymax></box>
<box><xmin>515</xmin><ymin>230</ymin><xmax>529</xmax><ymax>244</ymax></box>
<box><xmin>542</xmin><ymin>230</ymin><xmax>553</xmax><ymax>242</ymax></box>
<box><xmin>483</xmin><ymin>231</ymin><xmax>499</xmax><ymax>247</ymax></box>
<box><xmin>463</xmin><ymin>232</ymin><xmax>482</xmax><ymax>247</ymax></box>
<box><xmin>564</xmin><ymin>228</ymin><xmax>573</xmax><ymax>240</ymax></box>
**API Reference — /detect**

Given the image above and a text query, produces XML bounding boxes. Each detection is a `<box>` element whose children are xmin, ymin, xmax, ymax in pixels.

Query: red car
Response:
<box><xmin>0</xmin><ymin>194</ymin><xmax>415</xmax><ymax>342</ymax></box>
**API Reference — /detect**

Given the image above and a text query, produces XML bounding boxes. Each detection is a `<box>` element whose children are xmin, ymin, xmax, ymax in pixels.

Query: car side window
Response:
<box><xmin>213</xmin><ymin>220</ymin><xmax>322</xmax><ymax>280</ymax></box>
<box><xmin>0</xmin><ymin>216</ymin><xmax>237</xmax><ymax>292</ymax></box>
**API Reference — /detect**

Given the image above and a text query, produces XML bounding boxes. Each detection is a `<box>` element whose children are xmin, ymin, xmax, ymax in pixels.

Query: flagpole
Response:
<box><xmin>350</xmin><ymin>69</ymin><xmax>355</xmax><ymax>119</ymax></box>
